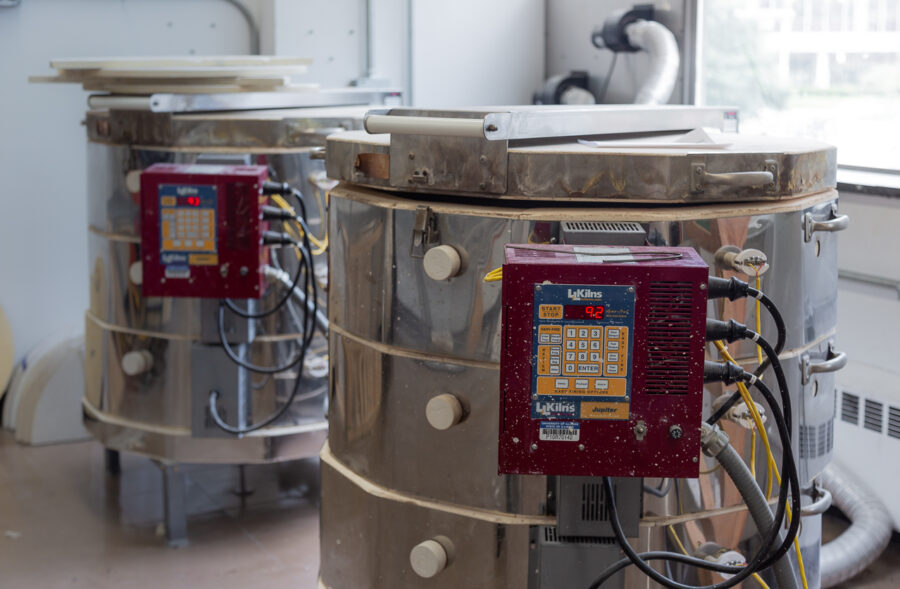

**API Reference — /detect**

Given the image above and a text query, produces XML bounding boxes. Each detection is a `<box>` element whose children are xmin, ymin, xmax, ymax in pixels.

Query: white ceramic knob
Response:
<box><xmin>122</xmin><ymin>350</ymin><xmax>153</xmax><ymax>376</ymax></box>
<box><xmin>423</xmin><ymin>245</ymin><xmax>461</xmax><ymax>281</ymax></box>
<box><xmin>125</xmin><ymin>170</ymin><xmax>143</xmax><ymax>194</ymax></box>
<box><xmin>129</xmin><ymin>261</ymin><xmax>143</xmax><ymax>285</ymax></box>
<box><xmin>409</xmin><ymin>539</ymin><xmax>448</xmax><ymax>578</ymax></box>
<box><xmin>425</xmin><ymin>394</ymin><xmax>463</xmax><ymax>431</ymax></box>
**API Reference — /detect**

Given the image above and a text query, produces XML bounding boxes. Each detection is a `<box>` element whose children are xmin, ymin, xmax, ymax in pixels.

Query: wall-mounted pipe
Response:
<box><xmin>623</xmin><ymin>19</ymin><xmax>680</xmax><ymax>105</ymax></box>
<box><xmin>819</xmin><ymin>463</ymin><xmax>892</xmax><ymax>588</ymax></box>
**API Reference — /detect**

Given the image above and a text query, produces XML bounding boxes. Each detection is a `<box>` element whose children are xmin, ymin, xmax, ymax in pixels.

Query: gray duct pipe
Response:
<box><xmin>623</xmin><ymin>19</ymin><xmax>680</xmax><ymax>105</ymax></box>
<box><xmin>701</xmin><ymin>423</ymin><xmax>798</xmax><ymax>589</ymax></box>
<box><xmin>819</xmin><ymin>463</ymin><xmax>892</xmax><ymax>588</ymax></box>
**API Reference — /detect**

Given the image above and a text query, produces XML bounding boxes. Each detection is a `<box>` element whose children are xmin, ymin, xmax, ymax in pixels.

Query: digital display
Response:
<box><xmin>178</xmin><ymin>196</ymin><xmax>202</xmax><ymax>207</ymax></box>
<box><xmin>564</xmin><ymin>305</ymin><xmax>605</xmax><ymax>320</ymax></box>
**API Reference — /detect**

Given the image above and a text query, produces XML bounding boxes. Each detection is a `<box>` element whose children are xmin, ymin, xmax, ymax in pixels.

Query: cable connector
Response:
<box><xmin>706</xmin><ymin>318</ymin><xmax>757</xmax><ymax>343</ymax></box>
<box><xmin>704</xmin><ymin>360</ymin><xmax>746</xmax><ymax>385</ymax></box>
<box><xmin>261</xmin><ymin>204</ymin><xmax>296</xmax><ymax>220</ymax></box>
<box><xmin>262</xmin><ymin>230</ymin><xmax>298</xmax><ymax>246</ymax></box>
<box><xmin>262</xmin><ymin>180</ymin><xmax>291</xmax><ymax>195</ymax></box>
<box><xmin>707</xmin><ymin>276</ymin><xmax>753</xmax><ymax>301</ymax></box>
<box><xmin>700</xmin><ymin>422</ymin><xmax>731</xmax><ymax>457</ymax></box>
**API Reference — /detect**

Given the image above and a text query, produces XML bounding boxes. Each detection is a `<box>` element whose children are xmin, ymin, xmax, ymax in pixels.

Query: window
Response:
<box><xmin>698</xmin><ymin>0</ymin><xmax>900</xmax><ymax>170</ymax></box>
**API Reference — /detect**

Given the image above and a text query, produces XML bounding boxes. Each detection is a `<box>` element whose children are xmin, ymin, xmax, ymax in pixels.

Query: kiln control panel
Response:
<box><xmin>531</xmin><ymin>285</ymin><xmax>634</xmax><ymax>422</ymax></box>
<box><xmin>499</xmin><ymin>244</ymin><xmax>709</xmax><ymax>478</ymax></box>
<box><xmin>140</xmin><ymin>163</ymin><xmax>269</xmax><ymax>299</ymax></box>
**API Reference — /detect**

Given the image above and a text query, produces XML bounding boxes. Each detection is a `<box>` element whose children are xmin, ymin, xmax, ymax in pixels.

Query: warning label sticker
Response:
<box><xmin>539</xmin><ymin>421</ymin><xmax>580</xmax><ymax>442</ymax></box>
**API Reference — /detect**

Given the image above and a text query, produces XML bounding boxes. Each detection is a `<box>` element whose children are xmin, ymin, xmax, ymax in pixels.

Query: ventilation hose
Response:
<box><xmin>623</xmin><ymin>19</ymin><xmax>680</xmax><ymax>104</ymax></box>
<box><xmin>819</xmin><ymin>463</ymin><xmax>892</xmax><ymax>588</ymax></box>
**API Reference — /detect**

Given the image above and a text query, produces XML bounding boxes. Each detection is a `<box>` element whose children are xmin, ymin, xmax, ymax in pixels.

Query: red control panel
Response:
<box><xmin>498</xmin><ymin>245</ymin><xmax>708</xmax><ymax>478</ymax></box>
<box><xmin>140</xmin><ymin>163</ymin><xmax>268</xmax><ymax>299</ymax></box>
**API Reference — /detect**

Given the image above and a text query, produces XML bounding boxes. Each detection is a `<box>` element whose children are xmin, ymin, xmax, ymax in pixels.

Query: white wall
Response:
<box><xmin>410</xmin><ymin>0</ymin><xmax>545</xmax><ymax>106</ymax></box>
<box><xmin>0</xmin><ymin>0</ymin><xmax>257</xmax><ymax>365</ymax></box>
<box><xmin>259</xmin><ymin>0</ymin><xmax>368</xmax><ymax>88</ymax></box>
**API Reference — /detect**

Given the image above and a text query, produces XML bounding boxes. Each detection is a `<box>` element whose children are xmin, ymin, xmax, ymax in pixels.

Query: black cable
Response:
<box><xmin>597</xmin><ymin>52</ymin><xmax>618</xmax><ymax>103</ymax></box>
<box><xmin>643</xmin><ymin>478</ymin><xmax>672</xmax><ymax>498</ymax></box>
<box><xmin>593</xmin><ymin>371</ymin><xmax>801</xmax><ymax>589</ymax></box>
<box><xmin>748</xmin><ymin>289</ymin><xmax>786</xmax><ymax>375</ymax></box>
<box><xmin>703</xmin><ymin>356</ymin><xmax>800</xmax><ymax>569</ymax></box>
<box><xmin>210</xmin><ymin>187</ymin><xmax>320</xmax><ymax>435</ymax></box>
<box><xmin>599</xmin><ymin>477</ymin><xmax>764</xmax><ymax>589</ymax></box>
<box><xmin>209</xmin><ymin>257</ymin><xmax>317</xmax><ymax>434</ymax></box>
<box><xmin>746</xmin><ymin>375</ymin><xmax>802</xmax><ymax>569</ymax></box>
<box><xmin>290</xmin><ymin>187</ymin><xmax>308</xmax><ymax>225</ymax></box>
<box><xmin>706</xmin><ymin>389</ymin><xmax>742</xmax><ymax>425</ymax></box>
<box><xmin>588</xmin><ymin>551</ymin><xmax>744</xmax><ymax>589</ymax></box>
<box><xmin>222</xmin><ymin>217</ymin><xmax>312</xmax><ymax>320</ymax></box>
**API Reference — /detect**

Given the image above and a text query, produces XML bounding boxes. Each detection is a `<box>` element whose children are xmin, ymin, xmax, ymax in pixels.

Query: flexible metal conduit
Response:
<box><xmin>819</xmin><ymin>463</ymin><xmax>893</xmax><ymax>588</ymax></box>
<box><xmin>623</xmin><ymin>19</ymin><xmax>680</xmax><ymax>105</ymax></box>
<box><xmin>701</xmin><ymin>423</ymin><xmax>798</xmax><ymax>589</ymax></box>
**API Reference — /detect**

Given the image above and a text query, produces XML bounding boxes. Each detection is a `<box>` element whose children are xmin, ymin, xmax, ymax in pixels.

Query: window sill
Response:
<box><xmin>837</xmin><ymin>166</ymin><xmax>900</xmax><ymax>198</ymax></box>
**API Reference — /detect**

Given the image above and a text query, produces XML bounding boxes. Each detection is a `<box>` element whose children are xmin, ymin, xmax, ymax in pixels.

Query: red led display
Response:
<box><xmin>179</xmin><ymin>196</ymin><xmax>202</xmax><ymax>207</ymax></box>
<box><xmin>564</xmin><ymin>305</ymin><xmax>605</xmax><ymax>320</ymax></box>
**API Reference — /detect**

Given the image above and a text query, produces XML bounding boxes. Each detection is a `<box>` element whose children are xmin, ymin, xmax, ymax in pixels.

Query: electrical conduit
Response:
<box><xmin>701</xmin><ymin>423</ymin><xmax>799</xmax><ymax>589</ymax></box>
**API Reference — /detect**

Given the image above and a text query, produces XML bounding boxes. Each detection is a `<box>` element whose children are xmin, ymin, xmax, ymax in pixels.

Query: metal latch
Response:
<box><xmin>409</xmin><ymin>206</ymin><xmax>439</xmax><ymax>258</ymax></box>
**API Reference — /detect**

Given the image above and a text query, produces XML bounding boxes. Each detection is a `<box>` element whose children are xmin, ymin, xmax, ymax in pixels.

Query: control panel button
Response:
<box><xmin>607</xmin><ymin>341</ymin><xmax>620</xmax><ymax>350</ymax></box>
<box><xmin>607</xmin><ymin>352</ymin><xmax>619</xmax><ymax>362</ymax></box>
<box><xmin>565</xmin><ymin>352</ymin><xmax>576</xmax><ymax>361</ymax></box>
<box><xmin>590</xmin><ymin>341</ymin><xmax>601</xmax><ymax>350</ymax></box>
<box><xmin>539</xmin><ymin>304</ymin><xmax>563</xmax><ymax>319</ymax></box>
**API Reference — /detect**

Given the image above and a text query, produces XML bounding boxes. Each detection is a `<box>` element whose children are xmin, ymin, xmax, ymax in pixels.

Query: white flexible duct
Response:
<box><xmin>623</xmin><ymin>19</ymin><xmax>680</xmax><ymax>105</ymax></box>
<box><xmin>819</xmin><ymin>463</ymin><xmax>893</xmax><ymax>588</ymax></box>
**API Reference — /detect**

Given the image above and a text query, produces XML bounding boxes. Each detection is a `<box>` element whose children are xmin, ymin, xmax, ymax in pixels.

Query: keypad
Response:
<box><xmin>161</xmin><ymin>207</ymin><xmax>216</xmax><ymax>252</ymax></box>
<box><xmin>535</xmin><ymin>322</ymin><xmax>629</xmax><ymax>397</ymax></box>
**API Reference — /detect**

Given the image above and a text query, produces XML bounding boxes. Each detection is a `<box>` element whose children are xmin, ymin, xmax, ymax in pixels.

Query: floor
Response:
<box><xmin>1</xmin><ymin>432</ymin><xmax>898</xmax><ymax>589</ymax></box>
<box><xmin>0</xmin><ymin>432</ymin><xmax>320</xmax><ymax>588</ymax></box>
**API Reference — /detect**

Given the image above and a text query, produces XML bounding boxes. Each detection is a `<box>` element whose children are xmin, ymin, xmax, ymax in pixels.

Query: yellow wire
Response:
<box><xmin>484</xmin><ymin>267</ymin><xmax>503</xmax><ymax>282</ymax></box>
<box><xmin>270</xmin><ymin>193</ymin><xmax>328</xmax><ymax>254</ymax></box>
<box><xmin>699</xmin><ymin>462</ymin><xmax>722</xmax><ymax>475</ymax></box>
<box><xmin>747</xmin><ymin>265</ymin><xmax>775</xmax><ymax>498</ymax></box>
<box><xmin>667</xmin><ymin>525</ymin><xmax>771</xmax><ymax>589</ymax></box>
<box><xmin>714</xmin><ymin>341</ymin><xmax>809</xmax><ymax>589</ymax></box>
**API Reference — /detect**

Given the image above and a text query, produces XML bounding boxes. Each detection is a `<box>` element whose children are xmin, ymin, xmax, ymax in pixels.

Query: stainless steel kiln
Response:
<box><xmin>319</xmin><ymin>106</ymin><xmax>847</xmax><ymax>588</ymax></box>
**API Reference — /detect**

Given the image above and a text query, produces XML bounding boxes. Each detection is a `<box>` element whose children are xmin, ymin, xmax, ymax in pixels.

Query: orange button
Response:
<box><xmin>161</xmin><ymin>196</ymin><xmax>176</xmax><ymax>206</ymax></box>
<box><xmin>539</xmin><ymin>304</ymin><xmax>563</xmax><ymax>319</ymax></box>
<box><xmin>189</xmin><ymin>253</ymin><xmax>218</xmax><ymax>266</ymax></box>
<box><xmin>539</xmin><ymin>325</ymin><xmax>562</xmax><ymax>335</ymax></box>
<box><xmin>536</xmin><ymin>376</ymin><xmax>627</xmax><ymax>397</ymax></box>
<box><xmin>580</xmin><ymin>401</ymin><xmax>630</xmax><ymax>420</ymax></box>
<box><xmin>537</xmin><ymin>346</ymin><xmax>551</xmax><ymax>375</ymax></box>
